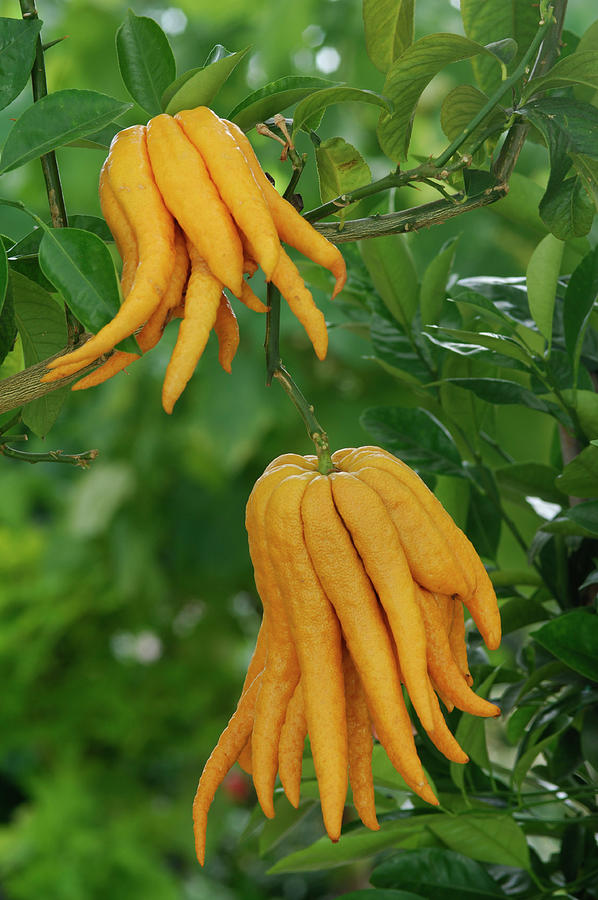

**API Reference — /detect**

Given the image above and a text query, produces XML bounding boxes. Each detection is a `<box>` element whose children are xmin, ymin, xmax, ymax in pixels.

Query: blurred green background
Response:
<box><xmin>0</xmin><ymin>1</ymin><xmax>595</xmax><ymax>898</ymax></box>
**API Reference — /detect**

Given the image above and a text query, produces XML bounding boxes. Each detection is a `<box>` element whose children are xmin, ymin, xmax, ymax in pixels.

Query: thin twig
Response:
<box><xmin>0</xmin><ymin>443</ymin><xmax>98</xmax><ymax>467</ymax></box>
<box><xmin>18</xmin><ymin>0</ymin><xmax>82</xmax><ymax>343</ymax></box>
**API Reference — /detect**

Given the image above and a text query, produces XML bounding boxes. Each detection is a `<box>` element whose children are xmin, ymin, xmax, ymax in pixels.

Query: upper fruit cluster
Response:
<box><xmin>42</xmin><ymin>107</ymin><xmax>347</xmax><ymax>412</ymax></box>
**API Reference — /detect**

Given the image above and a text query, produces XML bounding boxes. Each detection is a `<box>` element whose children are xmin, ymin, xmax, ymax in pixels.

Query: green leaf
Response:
<box><xmin>369</xmin><ymin>316</ymin><xmax>435</xmax><ymax>385</ymax></box>
<box><xmin>363</xmin><ymin>0</ymin><xmax>415</xmax><ymax>73</ymax></box>
<box><xmin>521</xmin><ymin>97</ymin><xmax>598</xmax><ymax>160</ymax></box>
<box><xmin>495</xmin><ymin>462</ymin><xmax>565</xmax><ymax>505</ymax></box>
<box><xmin>499</xmin><ymin>596</ymin><xmax>550</xmax><ymax>635</ymax></box>
<box><xmin>571</xmin><ymin>153</ymin><xmax>598</xmax><ymax>211</ymax></box>
<box><xmin>0</xmin><ymin>17</ymin><xmax>42</xmax><ymax>111</ymax></box>
<box><xmin>539</xmin><ymin>174</ymin><xmax>594</xmax><ymax>241</ymax></box>
<box><xmin>563</xmin><ymin>246</ymin><xmax>598</xmax><ymax>385</ymax></box>
<box><xmin>292</xmin><ymin>86</ymin><xmax>391</xmax><ymax>137</ymax></box>
<box><xmin>419</xmin><ymin>237</ymin><xmax>458</xmax><ymax>327</ymax></box>
<box><xmin>581</xmin><ymin>708</ymin><xmax>598</xmax><ymax>771</ymax></box>
<box><xmin>11</xmin><ymin>269</ymin><xmax>68</xmax><ymax>436</ymax></box>
<box><xmin>427</xmin><ymin>814</ymin><xmax>530</xmax><ymax>870</ymax></box>
<box><xmin>0</xmin><ymin>240</ymin><xmax>7</xmax><ymax>316</ymax></box>
<box><xmin>521</xmin><ymin>51</ymin><xmax>598</xmax><ymax>101</ymax></box>
<box><xmin>268</xmin><ymin>816</ymin><xmax>430</xmax><ymax>873</ymax></box>
<box><xmin>360</xmin><ymin>406</ymin><xmax>464</xmax><ymax>476</ymax></box>
<box><xmin>377</xmin><ymin>34</ymin><xmax>500</xmax><ymax>163</ymax></box>
<box><xmin>372</xmin><ymin>847</ymin><xmax>507</xmax><ymax>899</ymax></box>
<box><xmin>38</xmin><ymin>227</ymin><xmax>137</xmax><ymax>354</ymax></box>
<box><xmin>259</xmin><ymin>796</ymin><xmax>317</xmax><ymax>855</ymax></box>
<box><xmin>359</xmin><ymin>236</ymin><xmax>418</xmax><ymax>329</ymax></box>
<box><xmin>557</xmin><ymin>444</ymin><xmax>598</xmax><ymax>498</ymax></box>
<box><xmin>533</xmin><ymin>610</ymin><xmax>598</xmax><ymax>681</ymax></box>
<box><xmin>466</xmin><ymin>489</ymin><xmax>501</xmax><ymax>561</ymax></box>
<box><xmin>444</xmin><ymin>377</ymin><xmax>553</xmax><ymax>413</ymax></box>
<box><xmin>338</xmin><ymin>892</ymin><xmax>425</xmax><ymax>900</ymax></box>
<box><xmin>163</xmin><ymin>47</ymin><xmax>250</xmax><ymax>116</ymax></box>
<box><xmin>525</xmin><ymin>233</ymin><xmax>564</xmax><ymax>345</ymax></box>
<box><xmin>512</xmin><ymin>720</ymin><xmax>571</xmax><ymax>788</ymax></box>
<box><xmin>315</xmin><ymin>137</ymin><xmax>371</xmax><ymax>224</ymax></box>
<box><xmin>228</xmin><ymin>76</ymin><xmax>336</xmax><ymax>132</ymax></box>
<box><xmin>0</xmin><ymin>272</ymin><xmax>16</xmax><ymax>365</ymax></box>
<box><xmin>460</xmin><ymin>0</ymin><xmax>539</xmax><ymax>94</ymax></box>
<box><xmin>115</xmin><ymin>10</ymin><xmax>175</xmax><ymax>117</ymax></box>
<box><xmin>440</xmin><ymin>86</ymin><xmax>507</xmax><ymax>161</ymax></box>
<box><xmin>0</xmin><ymin>89</ymin><xmax>132</xmax><ymax>173</ymax></box>
<box><xmin>68</xmin><ymin>121</ymin><xmax>120</xmax><ymax>151</ymax></box>
<box><xmin>450</xmin><ymin>669</ymin><xmax>499</xmax><ymax>791</ymax></box>
<box><xmin>426</xmin><ymin>327</ymin><xmax>530</xmax><ymax>365</ymax></box>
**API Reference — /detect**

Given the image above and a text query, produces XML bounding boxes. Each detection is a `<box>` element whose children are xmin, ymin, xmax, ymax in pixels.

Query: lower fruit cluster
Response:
<box><xmin>192</xmin><ymin>445</ymin><xmax>502</xmax><ymax>865</ymax></box>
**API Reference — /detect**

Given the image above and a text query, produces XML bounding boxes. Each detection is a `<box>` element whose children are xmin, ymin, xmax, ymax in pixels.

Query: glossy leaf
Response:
<box><xmin>228</xmin><ymin>75</ymin><xmax>335</xmax><ymax>131</ymax></box>
<box><xmin>0</xmin><ymin>89</ymin><xmax>132</xmax><ymax>173</ymax></box>
<box><xmin>440</xmin><ymin>86</ymin><xmax>506</xmax><ymax>160</ymax></box>
<box><xmin>11</xmin><ymin>269</ymin><xmax>68</xmax><ymax>436</ymax></box>
<box><xmin>444</xmin><ymin>377</ymin><xmax>553</xmax><ymax>413</ymax></box>
<box><xmin>338</xmin><ymin>892</ymin><xmax>425</xmax><ymax>900</ymax></box>
<box><xmin>267</xmin><ymin>816</ymin><xmax>429</xmax><ymax>873</ymax></box>
<box><xmin>292</xmin><ymin>86</ymin><xmax>391</xmax><ymax>136</ymax></box>
<box><xmin>571</xmin><ymin>152</ymin><xmax>598</xmax><ymax>211</ymax></box>
<box><xmin>563</xmin><ymin>246</ymin><xmax>598</xmax><ymax>385</ymax></box>
<box><xmin>499</xmin><ymin>596</ymin><xmax>550</xmax><ymax>635</ymax></box>
<box><xmin>360</xmin><ymin>235</ymin><xmax>418</xmax><ymax>329</ymax></box>
<box><xmin>427</xmin><ymin>814</ymin><xmax>530</xmax><ymax>870</ymax></box>
<box><xmin>0</xmin><ymin>17</ymin><xmax>42</xmax><ymax>111</ymax></box>
<box><xmin>556</xmin><ymin>444</ymin><xmax>598</xmax><ymax>498</ymax></box>
<box><xmin>426</xmin><ymin>327</ymin><xmax>530</xmax><ymax>365</ymax></box>
<box><xmin>0</xmin><ymin>271</ymin><xmax>16</xmax><ymax>366</ymax></box>
<box><xmin>525</xmin><ymin>233</ymin><xmax>564</xmax><ymax>345</ymax></box>
<box><xmin>116</xmin><ymin>10</ymin><xmax>175</xmax><ymax>116</ymax></box>
<box><xmin>68</xmin><ymin>122</ymin><xmax>120</xmax><ymax>151</ymax></box>
<box><xmin>315</xmin><ymin>137</ymin><xmax>371</xmax><ymax>223</ymax></box>
<box><xmin>38</xmin><ymin>228</ymin><xmax>138</xmax><ymax>354</ymax></box>
<box><xmin>360</xmin><ymin>406</ymin><xmax>464</xmax><ymax>476</ymax></box>
<box><xmin>557</xmin><ymin>501</ymin><xmax>598</xmax><ymax>535</ymax></box>
<box><xmin>369</xmin><ymin>316</ymin><xmax>432</xmax><ymax>384</ymax></box>
<box><xmin>460</xmin><ymin>0</ymin><xmax>538</xmax><ymax>94</ymax></box>
<box><xmin>419</xmin><ymin>237</ymin><xmax>458</xmax><ymax>326</ymax></box>
<box><xmin>259</xmin><ymin>796</ymin><xmax>316</xmax><ymax>855</ymax></box>
<box><xmin>539</xmin><ymin>174</ymin><xmax>594</xmax><ymax>241</ymax></box>
<box><xmin>0</xmin><ymin>240</ymin><xmax>7</xmax><ymax>316</ymax></box>
<box><xmin>372</xmin><ymin>847</ymin><xmax>507</xmax><ymax>898</ymax></box>
<box><xmin>581</xmin><ymin>708</ymin><xmax>598</xmax><ymax>771</ymax></box>
<box><xmin>363</xmin><ymin>0</ymin><xmax>415</xmax><ymax>73</ymax></box>
<box><xmin>533</xmin><ymin>610</ymin><xmax>598</xmax><ymax>681</ymax></box>
<box><xmin>377</xmin><ymin>34</ymin><xmax>500</xmax><ymax>162</ymax></box>
<box><xmin>495</xmin><ymin>462</ymin><xmax>565</xmax><ymax>505</ymax></box>
<box><xmin>512</xmin><ymin>720</ymin><xmax>571</xmax><ymax>788</ymax></box>
<box><xmin>521</xmin><ymin>97</ymin><xmax>598</xmax><ymax>160</ymax></box>
<box><xmin>521</xmin><ymin>50</ymin><xmax>598</xmax><ymax>101</ymax></box>
<box><xmin>163</xmin><ymin>47</ymin><xmax>250</xmax><ymax>116</ymax></box>
<box><xmin>466</xmin><ymin>488</ymin><xmax>501</xmax><ymax>561</ymax></box>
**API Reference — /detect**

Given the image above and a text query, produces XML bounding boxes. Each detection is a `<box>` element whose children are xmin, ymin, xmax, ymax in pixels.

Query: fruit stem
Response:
<box><xmin>272</xmin><ymin>365</ymin><xmax>333</xmax><ymax>475</ymax></box>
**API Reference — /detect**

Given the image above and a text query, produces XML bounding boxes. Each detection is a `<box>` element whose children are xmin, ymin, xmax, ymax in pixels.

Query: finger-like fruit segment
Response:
<box><xmin>176</xmin><ymin>107</ymin><xmax>280</xmax><ymax>280</ymax></box>
<box><xmin>267</xmin><ymin>472</ymin><xmax>347</xmax><ymax>841</ymax></box>
<box><xmin>147</xmin><ymin>114</ymin><xmax>244</xmax><ymax>297</ymax></box>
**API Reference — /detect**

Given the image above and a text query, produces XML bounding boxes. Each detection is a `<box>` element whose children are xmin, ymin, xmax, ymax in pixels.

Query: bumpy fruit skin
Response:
<box><xmin>191</xmin><ymin>445</ymin><xmax>501</xmax><ymax>865</ymax></box>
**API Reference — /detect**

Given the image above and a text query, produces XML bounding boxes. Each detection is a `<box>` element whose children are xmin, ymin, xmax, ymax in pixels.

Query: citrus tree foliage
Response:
<box><xmin>0</xmin><ymin>0</ymin><xmax>597</xmax><ymax>898</ymax></box>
